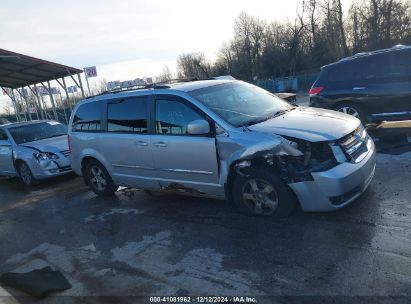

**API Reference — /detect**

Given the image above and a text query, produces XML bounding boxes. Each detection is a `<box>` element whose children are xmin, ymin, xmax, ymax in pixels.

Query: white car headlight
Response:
<box><xmin>34</xmin><ymin>152</ymin><xmax>59</xmax><ymax>161</ymax></box>
<box><xmin>358</xmin><ymin>124</ymin><xmax>367</xmax><ymax>139</ymax></box>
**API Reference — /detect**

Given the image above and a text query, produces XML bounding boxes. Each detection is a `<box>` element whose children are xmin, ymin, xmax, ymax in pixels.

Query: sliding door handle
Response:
<box><xmin>135</xmin><ymin>141</ymin><xmax>148</xmax><ymax>146</ymax></box>
<box><xmin>153</xmin><ymin>142</ymin><xmax>167</xmax><ymax>147</ymax></box>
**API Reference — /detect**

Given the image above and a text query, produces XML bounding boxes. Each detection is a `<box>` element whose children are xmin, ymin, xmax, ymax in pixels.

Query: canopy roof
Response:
<box><xmin>0</xmin><ymin>48</ymin><xmax>82</xmax><ymax>89</ymax></box>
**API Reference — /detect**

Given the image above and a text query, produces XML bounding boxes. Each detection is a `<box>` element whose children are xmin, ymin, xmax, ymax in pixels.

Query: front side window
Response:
<box><xmin>72</xmin><ymin>102</ymin><xmax>101</xmax><ymax>131</ymax></box>
<box><xmin>8</xmin><ymin>122</ymin><xmax>67</xmax><ymax>144</ymax></box>
<box><xmin>107</xmin><ymin>97</ymin><xmax>148</xmax><ymax>133</ymax></box>
<box><xmin>190</xmin><ymin>81</ymin><xmax>293</xmax><ymax>127</ymax></box>
<box><xmin>156</xmin><ymin>99</ymin><xmax>203</xmax><ymax>135</ymax></box>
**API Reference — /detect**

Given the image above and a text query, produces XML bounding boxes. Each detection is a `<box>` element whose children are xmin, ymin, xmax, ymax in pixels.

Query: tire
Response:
<box><xmin>333</xmin><ymin>102</ymin><xmax>365</xmax><ymax>123</ymax></box>
<box><xmin>85</xmin><ymin>160</ymin><xmax>118</xmax><ymax>196</ymax></box>
<box><xmin>18</xmin><ymin>161</ymin><xmax>38</xmax><ymax>186</ymax></box>
<box><xmin>232</xmin><ymin>167</ymin><xmax>297</xmax><ymax>217</ymax></box>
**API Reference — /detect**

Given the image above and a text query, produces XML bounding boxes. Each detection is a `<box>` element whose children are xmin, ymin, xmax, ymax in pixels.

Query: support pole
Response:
<box><xmin>15</xmin><ymin>89</ymin><xmax>28</xmax><ymax>121</ymax></box>
<box><xmin>4</xmin><ymin>89</ymin><xmax>20</xmax><ymax>122</ymax></box>
<box><xmin>11</xmin><ymin>90</ymin><xmax>22</xmax><ymax>121</ymax></box>
<box><xmin>28</xmin><ymin>86</ymin><xmax>45</xmax><ymax>120</ymax></box>
<box><xmin>56</xmin><ymin>77</ymin><xmax>71</xmax><ymax>122</ymax></box>
<box><xmin>83</xmin><ymin>69</ymin><xmax>91</xmax><ymax>96</ymax></box>
<box><xmin>46</xmin><ymin>81</ymin><xmax>58</xmax><ymax>121</ymax></box>
<box><xmin>77</xmin><ymin>73</ymin><xmax>86</xmax><ymax>98</ymax></box>
<box><xmin>37</xmin><ymin>86</ymin><xmax>48</xmax><ymax>119</ymax></box>
<box><xmin>61</xmin><ymin>77</ymin><xmax>72</xmax><ymax>110</ymax></box>
<box><xmin>13</xmin><ymin>90</ymin><xmax>27</xmax><ymax>121</ymax></box>
<box><xmin>26</xmin><ymin>86</ymin><xmax>39</xmax><ymax>120</ymax></box>
<box><xmin>15</xmin><ymin>89</ymin><xmax>31</xmax><ymax>121</ymax></box>
<box><xmin>67</xmin><ymin>70</ymin><xmax>85</xmax><ymax>98</ymax></box>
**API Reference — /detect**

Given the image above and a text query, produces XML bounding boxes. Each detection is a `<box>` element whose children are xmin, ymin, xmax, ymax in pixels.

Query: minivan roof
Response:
<box><xmin>321</xmin><ymin>44</ymin><xmax>411</xmax><ymax>69</ymax></box>
<box><xmin>78</xmin><ymin>79</ymin><xmax>235</xmax><ymax>104</ymax></box>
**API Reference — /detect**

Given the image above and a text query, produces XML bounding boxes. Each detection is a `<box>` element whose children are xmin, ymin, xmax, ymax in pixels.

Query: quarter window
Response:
<box><xmin>0</xmin><ymin>129</ymin><xmax>8</xmax><ymax>140</ymax></box>
<box><xmin>156</xmin><ymin>99</ymin><xmax>204</xmax><ymax>135</ymax></box>
<box><xmin>107</xmin><ymin>97</ymin><xmax>148</xmax><ymax>133</ymax></box>
<box><xmin>72</xmin><ymin>102</ymin><xmax>101</xmax><ymax>131</ymax></box>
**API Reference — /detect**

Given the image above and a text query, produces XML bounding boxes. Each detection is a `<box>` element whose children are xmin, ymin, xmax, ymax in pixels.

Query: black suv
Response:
<box><xmin>309</xmin><ymin>45</ymin><xmax>411</xmax><ymax>123</ymax></box>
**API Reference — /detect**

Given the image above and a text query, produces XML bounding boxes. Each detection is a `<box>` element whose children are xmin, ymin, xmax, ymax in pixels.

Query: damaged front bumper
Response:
<box><xmin>28</xmin><ymin>157</ymin><xmax>72</xmax><ymax>180</ymax></box>
<box><xmin>288</xmin><ymin>139</ymin><xmax>376</xmax><ymax>212</ymax></box>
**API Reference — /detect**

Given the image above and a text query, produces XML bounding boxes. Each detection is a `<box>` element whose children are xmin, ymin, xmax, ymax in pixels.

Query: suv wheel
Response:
<box><xmin>334</xmin><ymin>103</ymin><xmax>364</xmax><ymax>122</ymax></box>
<box><xmin>18</xmin><ymin>162</ymin><xmax>37</xmax><ymax>186</ymax></box>
<box><xmin>85</xmin><ymin>160</ymin><xmax>118</xmax><ymax>196</ymax></box>
<box><xmin>232</xmin><ymin>168</ymin><xmax>297</xmax><ymax>217</ymax></box>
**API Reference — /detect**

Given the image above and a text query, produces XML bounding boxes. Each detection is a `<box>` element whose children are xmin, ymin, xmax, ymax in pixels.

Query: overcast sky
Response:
<box><xmin>1</xmin><ymin>0</ymin><xmax>350</xmax><ymax>112</ymax></box>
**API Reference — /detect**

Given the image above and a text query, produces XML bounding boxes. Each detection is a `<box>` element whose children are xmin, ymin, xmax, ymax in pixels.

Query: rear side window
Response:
<box><xmin>325</xmin><ymin>60</ymin><xmax>365</xmax><ymax>83</ymax></box>
<box><xmin>72</xmin><ymin>102</ymin><xmax>101</xmax><ymax>132</ymax></box>
<box><xmin>107</xmin><ymin>97</ymin><xmax>148</xmax><ymax>133</ymax></box>
<box><xmin>363</xmin><ymin>52</ymin><xmax>409</xmax><ymax>82</ymax></box>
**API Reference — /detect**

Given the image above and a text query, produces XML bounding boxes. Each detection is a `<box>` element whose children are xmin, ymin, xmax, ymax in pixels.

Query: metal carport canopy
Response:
<box><xmin>0</xmin><ymin>48</ymin><xmax>82</xmax><ymax>89</ymax></box>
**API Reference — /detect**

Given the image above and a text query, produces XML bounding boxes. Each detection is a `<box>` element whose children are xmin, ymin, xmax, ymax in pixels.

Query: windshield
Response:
<box><xmin>8</xmin><ymin>122</ymin><xmax>67</xmax><ymax>144</ymax></box>
<box><xmin>190</xmin><ymin>81</ymin><xmax>293</xmax><ymax>127</ymax></box>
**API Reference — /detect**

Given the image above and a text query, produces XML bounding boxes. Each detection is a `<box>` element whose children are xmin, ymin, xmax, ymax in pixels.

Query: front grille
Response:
<box><xmin>338</xmin><ymin>127</ymin><xmax>368</xmax><ymax>162</ymax></box>
<box><xmin>60</xmin><ymin>150</ymin><xmax>71</xmax><ymax>158</ymax></box>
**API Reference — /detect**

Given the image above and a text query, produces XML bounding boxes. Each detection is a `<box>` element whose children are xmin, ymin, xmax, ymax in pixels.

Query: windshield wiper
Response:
<box><xmin>241</xmin><ymin>108</ymin><xmax>295</xmax><ymax>127</ymax></box>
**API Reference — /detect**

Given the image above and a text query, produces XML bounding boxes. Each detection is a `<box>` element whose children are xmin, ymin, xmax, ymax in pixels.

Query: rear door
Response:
<box><xmin>99</xmin><ymin>95</ymin><xmax>158</xmax><ymax>188</ymax></box>
<box><xmin>151</xmin><ymin>94</ymin><xmax>221</xmax><ymax>195</ymax></box>
<box><xmin>0</xmin><ymin>128</ymin><xmax>15</xmax><ymax>175</ymax></box>
<box><xmin>362</xmin><ymin>50</ymin><xmax>411</xmax><ymax>119</ymax></box>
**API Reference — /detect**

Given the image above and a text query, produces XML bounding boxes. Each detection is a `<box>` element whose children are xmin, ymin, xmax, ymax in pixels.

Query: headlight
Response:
<box><xmin>358</xmin><ymin>124</ymin><xmax>367</xmax><ymax>139</ymax></box>
<box><xmin>34</xmin><ymin>152</ymin><xmax>59</xmax><ymax>161</ymax></box>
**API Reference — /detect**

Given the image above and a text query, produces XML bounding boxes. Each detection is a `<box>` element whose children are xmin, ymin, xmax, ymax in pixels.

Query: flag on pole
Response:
<box><xmin>67</xmin><ymin>86</ymin><xmax>78</xmax><ymax>93</ymax></box>
<box><xmin>84</xmin><ymin>66</ymin><xmax>97</xmax><ymax>78</ymax></box>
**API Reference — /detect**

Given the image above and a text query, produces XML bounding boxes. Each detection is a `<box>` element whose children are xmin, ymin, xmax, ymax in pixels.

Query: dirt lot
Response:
<box><xmin>0</xmin><ymin>130</ymin><xmax>411</xmax><ymax>303</ymax></box>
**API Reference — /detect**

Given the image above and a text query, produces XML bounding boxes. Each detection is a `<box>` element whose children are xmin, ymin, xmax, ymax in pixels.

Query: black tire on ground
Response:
<box><xmin>85</xmin><ymin>160</ymin><xmax>118</xmax><ymax>196</ymax></box>
<box><xmin>17</xmin><ymin>161</ymin><xmax>38</xmax><ymax>186</ymax></box>
<box><xmin>232</xmin><ymin>167</ymin><xmax>297</xmax><ymax>217</ymax></box>
<box><xmin>333</xmin><ymin>102</ymin><xmax>365</xmax><ymax>123</ymax></box>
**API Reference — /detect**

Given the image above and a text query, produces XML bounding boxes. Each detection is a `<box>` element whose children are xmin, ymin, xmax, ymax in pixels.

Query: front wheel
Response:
<box><xmin>85</xmin><ymin>160</ymin><xmax>118</xmax><ymax>196</ymax></box>
<box><xmin>18</xmin><ymin>162</ymin><xmax>37</xmax><ymax>186</ymax></box>
<box><xmin>232</xmin><ymin>168</ymin><xmax>297</xmax><ymax>217</ymax></box>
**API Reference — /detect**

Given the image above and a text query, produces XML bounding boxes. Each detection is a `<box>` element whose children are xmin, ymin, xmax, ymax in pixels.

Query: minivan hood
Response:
<box><xmin>21</xmin><ymin>135</ymin><xmax>68</xmax><ymax>153</ymax></box>
<box><xmin>248</xmin><ymin>106</ymin><xmax>360</xmax><ymax>142</ymax></box>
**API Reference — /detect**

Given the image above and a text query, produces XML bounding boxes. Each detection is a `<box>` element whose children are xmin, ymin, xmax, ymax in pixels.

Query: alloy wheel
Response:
<box><xmin>337</xmin><ymin>106</ymin><xmax>360</xmax><ymax>118</ymax></box>
<box><xmin>242</xmin><ymin>178</ymin><xmax>279</xmax><ymax>215</ymax></box>
<box><xmin>19</xmin><ymin>163</ymin><xmax>32</xmax><ymax>185</ymax></box>
<box><xmin>89</xmin><ymin>166</ymin><xmax>107</xmax><ymax>191</ymax></box>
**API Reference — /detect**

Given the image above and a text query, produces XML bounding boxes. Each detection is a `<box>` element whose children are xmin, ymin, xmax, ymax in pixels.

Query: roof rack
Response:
<box><xmin>85</xmin><ymin>77</ymin><xmax>205</xmax><ymax>99</ymax></box>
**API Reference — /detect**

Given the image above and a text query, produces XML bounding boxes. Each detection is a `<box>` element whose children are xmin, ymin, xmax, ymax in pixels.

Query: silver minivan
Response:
<box><xmin>68</xmin><ymin>80</ymin><xmax>376</xmax><ymax>217</ymax></box>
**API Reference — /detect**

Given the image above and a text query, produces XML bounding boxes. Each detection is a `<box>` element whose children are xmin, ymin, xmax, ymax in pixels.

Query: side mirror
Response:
<box><xmin>187</xmin><ymin>119</ymin><xmax>210</xmax><ymax>135</ymax></box>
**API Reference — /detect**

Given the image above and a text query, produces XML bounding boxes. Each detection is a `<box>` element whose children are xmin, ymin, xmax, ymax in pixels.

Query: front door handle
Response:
<box><xmin>153</xmin><ymin>142</ymin><xmax>167</xmax><ymax>147</ymax></box>
<box><xmin>353</xmin><ymin>86</ymin><xmax>366</xmax><ymax>91</ymax></box>
<box><xmin>135</xmin><ymin>141</ymin><xmax>148</xmax><ymax>146</ymax></box>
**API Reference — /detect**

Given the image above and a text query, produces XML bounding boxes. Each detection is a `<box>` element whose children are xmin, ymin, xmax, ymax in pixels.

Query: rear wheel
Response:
<box><xmin>85</xmin><ymin>160</ymin><xmax>118</xmax><ymax>196</ymax></box>
<box><xmin>18</xmin><ymin>162</ymin><xmax>37</xmax><ymax>186</ymax></box>
<box><xmin>232</xmin><ymin>167</ymin><xmax>297</xmax><ymax>217</ymax></box>
<box><xmin>334</xmin><ymin>102</ymin><xmax>365</xmax><ymax>122</ymax></box>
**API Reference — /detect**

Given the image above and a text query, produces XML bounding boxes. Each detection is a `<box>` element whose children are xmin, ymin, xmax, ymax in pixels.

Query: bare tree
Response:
<box><xmin>177</xmin><ymin>53</ymin><xmax>211</xmax><ymax>79</ymax></box>
<box><xmin>156</xmin><ymin>65</ymin><xmax>174</xmax><ymax>82</ymax></box>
